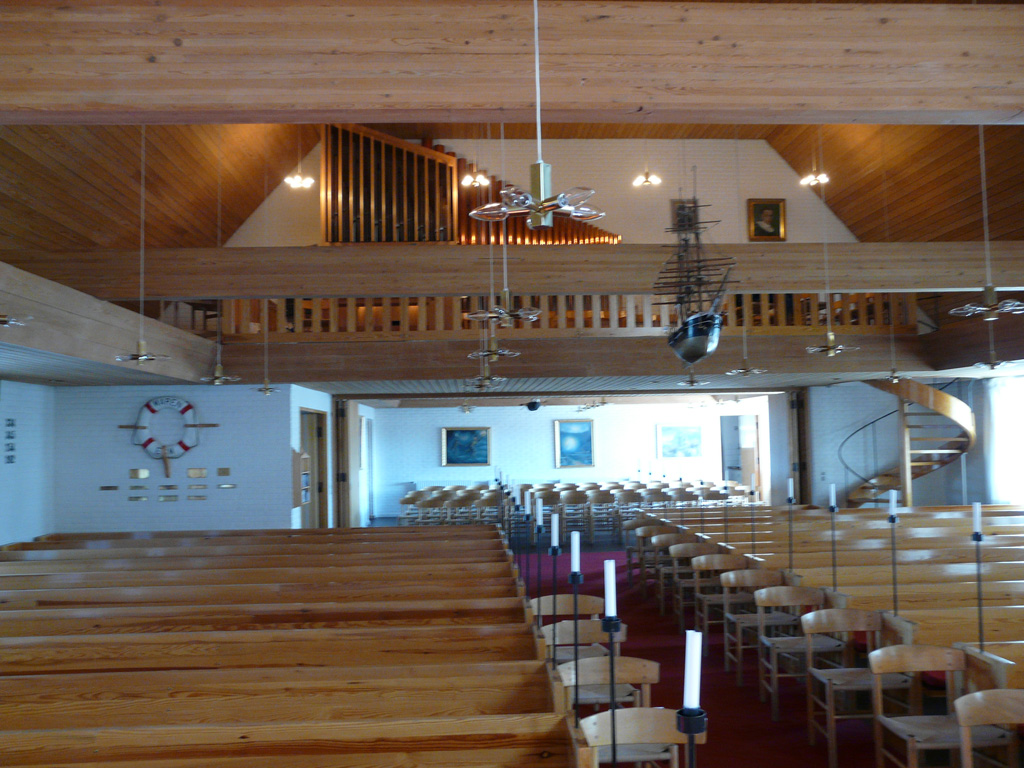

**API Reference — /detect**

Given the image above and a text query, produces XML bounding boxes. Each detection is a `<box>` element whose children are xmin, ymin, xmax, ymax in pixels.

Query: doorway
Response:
<box><xmin>299</xmin><ymin>409</ymin><xmax>329</xmax><ymax>528</ymax></box>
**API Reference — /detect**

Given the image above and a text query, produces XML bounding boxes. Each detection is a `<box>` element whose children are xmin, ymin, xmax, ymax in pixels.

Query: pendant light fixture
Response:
<box><xmin>677</xmin><ymin>369</ymin><xmax>710</xmax><ymax>387</ymax></box>
<box><xmin>284</xmin><ymin>126</ymin><xmax>315</xmax><ymax>189</ymax></box>
<box><xmin>632</xmin><ymin>120</ymin><xmax>662</xmax><ymax>188</ymax></box>
<box><xmin>0</xmin><ymin>313</ymin><xmax>29</xmax><ymax>328</ymax></box>
<box><xmin>726</xmin><ymin>324</ymin><xmax>767</xmax><ymax>376</ymax></box>
<box><xmin>949</xmin><ymin>126</ymin><xmax>1024</xmax><ymax>321</ymax></box>
<box><xmin>974</xmin><ymin>322</ymin><xmax>1015</xmax><ymax>371</ymax></box>
<box><xmin>877</xmin><ymin>126</ymin><xmax>901</xmax><ymax>384</ymax></box>
<box><xmin>116</xmin><ymin>125</ymin><xmax>169</xmax><ymax>364</ymax></box>
<box><xmin>201</xmin><ymin>302</ymin><xmax>241</xmax><ymax>385</ymax></box>
<box><xmin>255</xmin><ymin>299</ymin><xmax>280</xmax><ymax>395</ymax></box>
<box><xmin>806</xmin><ymin>127</ymin><xmax>857</xmax><ymax>358</ymax></box>
<box><xmin>468</xmin><ymin>0</ymin><xmax>605</xmax><ymax>227</ymax></box>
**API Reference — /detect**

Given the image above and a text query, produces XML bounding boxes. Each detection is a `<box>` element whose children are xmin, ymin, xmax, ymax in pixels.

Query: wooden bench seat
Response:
<box><xmin>753</xmin><ymin>546</ymin><xmax>1024</xmax><ymax>570</ymax></box>
<box><xmin>827</xmin><ymin>580</ymin><xmax>1024</xmax><ymax>610</ymax></box>
<box><xmin>0</xmin><ymin>578</ymin><xmax>518</xmax><ymax>610</ymax></box>
<box><xmin>0</xmin><ymin>596</ymin><xmax>528</xmax><ymax>636</ymax></box>
<box><xmin>883</xmin><ymin>606</ymin><xmax>1024</xmax><ymax>645</ymax></box>
<box><xmin>0</xmin><ymin>712</ymin><xmax>572</xmax><ymax>767</ymax></box>
<box><xmin>787</xmin><ymin>561</ymin><xmax>1024</xmax><ymax>588</ymax></box>
<box><xmin>32</xmin><ymin>524</ymin><xmax>501</xmax><ymax>541</ymax></box>
<box><xmin>0</xmin><ymin>560</ymin><xmax>513</xmax><ymax>591</ymax></box>
<box><xmin>0</xmin><ymin>660</ymin><xmax>553</xmax><ymax>729</ymax></box>
<box><xmin>0</xmin><ymin>624</ymin><xmax>539</xmax><ymax>675</ymax></box>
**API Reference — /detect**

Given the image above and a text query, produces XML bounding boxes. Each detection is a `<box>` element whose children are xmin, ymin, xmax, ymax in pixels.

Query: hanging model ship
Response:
<box><xmin>654</xmin><ymin>199</ymin><xmax>735</xmax><ymax>366</ymax></box>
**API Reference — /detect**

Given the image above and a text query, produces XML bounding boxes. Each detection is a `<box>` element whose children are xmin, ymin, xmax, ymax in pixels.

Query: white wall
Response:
<box><xmin>0</xmin><ymin>381</ymin><xmax>56</xmax><ymax>544</ymax></box>
<box><xmin>370</xmin><ymin>398</ymin><xmax>779</xmax><ymax>518</ymax></box>
<box><xmin>978</xmin><ymin>376</ymin><xmax>1024</xmax><ymax>505</ymax></box>
<box><xmin>439</xmin><ymin>138</ymin><xmax>857</xmax><ymax>246</ymax></box>
<box><xmin>51</xmin><ymin>385</ymin><xmax>293</xmax><ymax>532</ymax></box>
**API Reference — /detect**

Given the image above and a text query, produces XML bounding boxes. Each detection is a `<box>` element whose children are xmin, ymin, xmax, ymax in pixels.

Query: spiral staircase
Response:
<box><xmin>846</xmin><ymin>379</ymin><xmax>976</xmax><ymax>507</ymax></box>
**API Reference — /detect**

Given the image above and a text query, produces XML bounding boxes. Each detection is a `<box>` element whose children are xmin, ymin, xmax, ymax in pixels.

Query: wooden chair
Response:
<box><xmin>722</xmin><ymin>568</ymin><xmax>791</xmax><ymax>685</ymax></box>
<box><xmin>541</xmin><ymin>619</ymin><xmax>626</xmax><ymax>665</ymax></box>
<box><xmin>657</xmin><ymin>541</ymin><xmax>717</xmax><ymax>618</ymax></box>
<box><xmin>585</xmin><ymin>489</ymin><xmax>618</xmax><ymax>544</ymax></box>
<box><xmin>690</xmin><ymin>553</ymin><xmax>750</xmax><ymax>638</ymax></box>
<box><xmin>529</xmin><ymin>593</ymin><xmax>604</xmax><ymax>624</ymax></box>
<box><xmin>954</xmin><ymin>689</ymin><xmax>1023</xmax><ymax>768</ymax></box>
<box><xmin>755</xmin><ymin>586</ymin><xmax>843</xmax><ymax>720</ymax></box>
<box><xmin>414</xmin><ymin>494</ymin><xmax>448</xmax><ymax>525</ymax></box>
<box><xmin>668</xmin><ymin>487</ymin><xmax>700</xmax><ymax>505</ymax></box>
<box><xmin>641</xmin><ymin>533</ymin><xmax>691</xmax><ymax>600</ymax></box>
<box><xmin>556</xmin><ymin>655</ymin><xmax>659</xmax><ymax>712</ymax></box>
<box><xmin>397</xmin><ymin>490</ymin><xmax>428</xmax><ymax>524</ymax></box>
<box><xmin>560</xmin><ymin>490</ymin><xmax>590</xmax><ymax>539</ymax></box>
<box><xmin>869</xmin><ymin>645</ymin><xmax>1013</xmax><ymax>768</ymax></box>
<box><xmin>578</xmin><ymin>706</ymin><xmax>697</xmax><ymax>768</ymax></box>
<box><xmin>803</xmin><ymin>609</ymin><xmax>911</xmax><ymax>768</ymax></box>
<box><xmin>628</xmin><ymin>525</ymin><xmax>678</xmax><ymax>588</ymax></box>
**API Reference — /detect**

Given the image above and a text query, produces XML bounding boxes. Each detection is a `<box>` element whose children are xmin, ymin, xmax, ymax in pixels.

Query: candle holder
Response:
<box><xmin>829</xmin><ymin>503</ymin><xmax>838</xmax><ymax>592</ymax></box>
<box><xmin>974</xmin><ymin>529</ymin><xmax>985</xmax><ymax>652</ymax></box>
<box><xmin>548</xmin><ymin>543</ymin><xmax>562</xmax><ymax>667</ymax></box>
<box><xmin>602</xmin><ymin>615</ymin><xmax>623</xmax><ymax>768</ymax></box>
<box><xmin>786</xmin><ymin>496</ymin><xmax>795</xmax><ymax>571</ymax></box>
<box><xmin>521</xmin><ymin>509</ymin><xmax>531</xmax><ymax>599</ymax></box>
<box><xmin>676</xmin><ymin>707</ymin><xmax>708</xmax><ymax>768</ymax></box>
<box><xmin>888</xmin><ymin>509</ymin><xmax>899</xmax><ymax>615</ymax></box>
<box><xmin>569</xmin><ymin>568</ymin><xmax>583</xmax><ymax>725</ymax></box>
<box><xmin>534</xmin><ymin>522</ymin><xmax>544</xmax><ymax>630</ymax></box>
<box><xmin>749</xmin><ymin>491</ymin><xmax>757</xmax><ymax>558</ymax></box>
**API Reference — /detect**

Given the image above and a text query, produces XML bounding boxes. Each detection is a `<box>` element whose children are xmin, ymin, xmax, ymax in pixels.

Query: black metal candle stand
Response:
<box><xmin>602</xmin><ymin>615</ymin><xmax>623</xmax><ymax>768</ymax></box>
<box><xmin>677</xmin><ymin>707</ymin><xmax>708</xmax><ymax>768</ymax></box>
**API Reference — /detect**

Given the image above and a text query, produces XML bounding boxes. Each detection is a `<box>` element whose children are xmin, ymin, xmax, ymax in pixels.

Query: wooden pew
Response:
<box><xmin>752</xmin><ymin>546</ymin><xmax>1024</xmax><ymax>570</ymax></box>
<box><xmin>955</xmin><ymin>641</ymin><xmax>1024</xmax><ymax>691</ymax></box>
<box><xmin>31</xmin><ymin>525</ymin><xmax>501</xmax><ymax>541</ymax></box>
<box><xmin>882</xmin><ymin>606</ymin><xmax>1024</xmax><ymax>646</ymax></box>
<box><xmin>0</xmin><ymin>661</ymin><xmax>553</xmax><ymax>729</ymax></box>
<box><xmin>0</xmin><ymin>712</ymin><xmax>572</xmax><ymax>767</ymax></box>
<box><xmin>0</xmin><ymin>596</ymin><xmax>528</xmax><ymax>636</ymax></box>
<box><xmin>827</xmin><ymin>581</ymin><xmax>1024</xmax><ymax>611</ymax></box>
<box><xmin>787</xmin><ymin>562</ymin><xmax>1024</xmax><ymax>588</ymax></box>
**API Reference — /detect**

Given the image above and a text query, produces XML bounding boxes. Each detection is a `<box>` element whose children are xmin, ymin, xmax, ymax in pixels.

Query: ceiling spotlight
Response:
<box><xmin>800</xmin><ymin>172</ymin><xmax>830</xmax><ymax>187</ymax></box>
<box><xmin>806</xmin><ymin>331</ymin><xmax>859</xmax><ymax>357</ymax></box>
<box><xmin>632</xmin><ymin>170</ymin><xmax>662</xmax><ymax>188</ymax></box>
<box><xmin>284</xmin><ymin>174</ymin><xmax>315</xmax><ymax>189</ymax></box>
<box><xmin>0</xmin><ymin>313</ymin><xmax>29</xmax><ymax>328</ymax></box>
<box><xmin>461</xmin><ymin>173</ymin><xmax>491</xmax><ymax>188</ymax></box>
<box><xmin>949</xmin><ymin>285</ymin><xmax>1024</xmax><ymax>321</ymax></box>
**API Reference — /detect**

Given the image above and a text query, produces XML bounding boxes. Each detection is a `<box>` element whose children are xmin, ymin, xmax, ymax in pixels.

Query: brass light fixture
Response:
<box><xmin>726</xmin><ymin>325</ymin><xmax>767</xmax><ymax>376</ymax></box>
<box><xmin>284</xmin><ymin>127</ymin><xmax>315</xmax><ymax>189</ymax></box>
<box><xmin>116</xmin><ymin>126</ymin><xmax>169</xmax><ymax>365</ymax></box>
<box><xmin>255</xmin><ymin>299</ymin><xmax>280</xmax><ymax>396</ymax></box>
<box><xmin>0</xmin><ymin>313</ymin><xmax>29</xmax><ymax>328</ymax></box>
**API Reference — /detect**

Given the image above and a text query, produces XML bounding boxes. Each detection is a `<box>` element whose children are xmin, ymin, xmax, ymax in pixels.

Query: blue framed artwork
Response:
<box><xmin>555</xmin><ymin>419</ymin><xmax>594</xmax><ymax>468</ymax></box>
<box><xmin>441</xmin><ymin>427</ymin><xmax>490</xmax><ymax>466</ymax></box>
<box><xmin>657</xmin><ymin>425</ymin><xmax>702</xmax><ymax>459</ymax></box>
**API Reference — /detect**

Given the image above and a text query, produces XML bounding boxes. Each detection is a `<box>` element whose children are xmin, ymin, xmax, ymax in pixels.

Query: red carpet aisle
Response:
<box><xmin>527</xmin><ymin>549</ymin><xmax>876</xmax><ymax>768</ymax></box>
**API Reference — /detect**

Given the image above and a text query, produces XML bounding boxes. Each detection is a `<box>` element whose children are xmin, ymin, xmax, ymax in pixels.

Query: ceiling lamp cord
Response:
<box><xmin>632</xmin><ymin>113</ymin><xmax>662</xmax><ymax>188</ymax></box>
<box><xmin>949</xmin><ymin>126</ymin><xmax>1024</xmax><ymax>321</ymax></box>
<box><xmin>284</xmin><ymin>126</ymin><xmax>315</xmax><ymax>189</ymax></box>
<box><xmin>806</xmin><ymin>126</ymin><xmax>857</xmax><ymax>358</ymax></box>
<box><xmin>116</xmin><ymin>125</ymin><xmax>168</xmax><ymax>364</ymax></box>
<box><xmin>880</xmin><ymin>126</ymin><xmax>901</xmax><ymax>383</ymax></box>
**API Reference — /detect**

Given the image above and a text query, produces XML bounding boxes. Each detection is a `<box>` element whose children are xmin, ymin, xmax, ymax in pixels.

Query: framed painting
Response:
<box><xmin>747</xmin><ymin>198</ymin><xmax>786</xmax><ymax>242</ymax></box>
<box><xmin>555</xmin><ymin>419</ymin><xmax>594</xmax><ymax>468</ymax></box>
<box><xmin>441</xmin><ymin>427</ymin><xmax>490</xmax><ymax>466</ymax></box>
<box><xmin>657</xmin><ymin>425</ymin><xmax>702</xmax><ymax>459</ymax></box>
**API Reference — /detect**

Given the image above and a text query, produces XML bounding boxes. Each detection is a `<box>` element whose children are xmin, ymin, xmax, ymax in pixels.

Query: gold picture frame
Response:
<box><xmin>747</xmin><ymin>198</ymin><xmax>786</xmax><ymax>242</ymax></box>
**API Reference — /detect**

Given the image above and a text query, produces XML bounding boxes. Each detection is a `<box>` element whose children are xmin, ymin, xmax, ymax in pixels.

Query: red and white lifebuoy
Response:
<box><xmin>131</xmin><ymin>396</ymin><xmax>200</xmax><ymax>459</ymax></box>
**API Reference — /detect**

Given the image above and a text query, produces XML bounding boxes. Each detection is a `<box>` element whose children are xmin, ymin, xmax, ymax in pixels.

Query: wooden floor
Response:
<box><xmin>0</xmin><ymin>525</ymin><xmax>573</xmax><ymax>767</ymax></box>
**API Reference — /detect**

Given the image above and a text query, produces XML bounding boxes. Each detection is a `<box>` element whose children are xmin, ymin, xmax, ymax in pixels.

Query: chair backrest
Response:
<box><xmin>669</xmin><ymin>488</ymin><xmax>699</xmax><ymax>502</ymax></box>
<box><xmin>420</xmin><ymin>485</ymin><xmax>443</xmax><ymax>493</ymax></box>
<box><xmin>801</xmin><ymin>607</ymin><xmax>882</xmax><ymax>635</ymax></box>
<box><xmin>587</xmin><ymin>490</ymin><xmax>616</xmax><ymax>504</ymax></box>
<box><xmin>560</xmin><ymin>490</ymin><xmax>590</xmax><ymax>505</ymax></box>
<box><xmin>530</xmin><ymin>593</ymin><xmax>604</xmax><ymax>619</ymax></box>
<box><xmin>580</xmin><ymin>707</ymin><xmax>690</xmax><ymax>749</ymax></box>
<box><xmin>535</xmin><ymin>490</ymin><xmax>562</xmax><ymax>504</ymax></box>
<box><xmin>399</xmin><ymin>490</ymin><xmax>427</xmax><ymax>504</ymax></box>
<box><xmin>615</xmin><ymin>490</ymin><xmax>644</xmax><ymax>504</ymax></box>
<box><xmin>720</xmin><ymin>568</ymin><xmax>784</xmax><ymax>590</ymax></box>
<box><xmin>649</xmin><ymin>533</ymin><xmax>691</xmax><ymax>551</ymax></box>
<box><xmin>635</xmin><ymin>525</ymin><xmax>678</xmax><ymax>539</ymax></box>
<box><xmin>442</xmin><ymin>485</ymin><xmax>466</xmax><ymax>491</ymax></box>
<box><xmin>691</xmin><ymin>554</ymin><xmax>749</xmax><ymax>574</ymax></box>
<box><xmin>868</xmin><ymin>644</ymin><xmax>965</xmax><ymax>676</ymax></box>
<box><xmin>753</xmin><ymin>585</ymin><xmax>826</xmax><ymax>609</ymax></box>
<box><xmin>621</xmin><ymin>515</ymin><xmax>659</xmax><ymax>532</ymax></box>
<box><xmin>577</xmin><ymin>483</ymin><xmax>602</xmax><ymax>491</ymax></box>
<box><xmin>667</xmin><ymin>542</ymin><xmax>718</xmax><ymax>559</ymax></box>
<box><xmin>558</xmin><ymin>655</ymin><xmax>660</xmax><ymax>687</ymax></box>
<box><xmin>955</xmin><ymin>688</ymin><xmax>1024</xmax><ymax>727</ymax></box>
<box><xmin>541</xmin><ymin>619</ymin><xmax>627</xmax><ymax>647</ymax></box>
<box><xmin>416</xmin><ymin>495</ymin><xmax>447</xmax><ymax>509</ymax></box>
<box><xmin>642</xmin><ymin>489</ymin><xmax>672</xmax><ymax>503</ymax></box>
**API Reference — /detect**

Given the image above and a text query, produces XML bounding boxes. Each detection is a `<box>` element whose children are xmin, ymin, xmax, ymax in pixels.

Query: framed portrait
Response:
<box><xmin>441</xmin><ymin>427</ymin><xmax>490</xmax><ymax>466</ymax></box>
<box><xmin>657</xmin><ymin>425</ymin><xmax>703</xmax><ymax>459</ymax></box>
<box><xmin>555</xmin><ymin>419</ymin><xmax>594</xmax><ymax>468</ymax></box>
<box><xmin>747</xmin><ymin>198</ymin><xmax>786</xmax><ymax>242</ymax></box>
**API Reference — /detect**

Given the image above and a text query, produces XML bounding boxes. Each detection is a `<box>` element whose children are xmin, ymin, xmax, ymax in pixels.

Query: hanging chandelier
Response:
<box><xmin>0</xmin><ymin>313</ymin><xmax>29</xmax><ymax>328</ymax></box>
<box><xmin>950</xmin><ymin>126</ymin><xmax>1024</xmax><ymax>321</ymax></box>
<box><xmin>465</xmin><ymin>360</ymin><xmax>507</xmax><ymax>392</ymax></box>
<box><xmin>255</xmin><ymin>299</ymin><xmax>279</xmax><ymax>396</ymax></box>
<box><xmin>116</xmin><ymin>126</ymin><xmax>169</xmax><ymax>365</ymax></box>
<box><xmin>726</xmin><ymin>325</ymin><xmax>767</xmax><ymax>376</ymax></box>
<box><xmin>284</xmin><ymin>127</ymin><xmax>315</xmax><ymax>189</ymax></box>
<box><xmin>468</xmin><ymin>0</ymin><xmax>605</xmax><ymax>229</ymax></box>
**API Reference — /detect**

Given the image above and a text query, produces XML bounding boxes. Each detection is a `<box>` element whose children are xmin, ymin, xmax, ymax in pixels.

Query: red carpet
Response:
<box><xmin>527</xmin><ymin>548</ymin><xmax>876</xmax><ymax>768</ymax></box>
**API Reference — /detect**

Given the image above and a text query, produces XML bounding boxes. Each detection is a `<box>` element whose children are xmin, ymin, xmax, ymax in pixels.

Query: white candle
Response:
<box><xmin>683</xmin><ymin>630</ymin><xmax>703</xmax><ymax>710</ymax></box>
<box><xmin>550</xmin><ymin>513</ymin><xmax>559</xmax><ymax>548</ymax></box>
<box><xmin>535</xmin><ymin>497</ymin><xmax>543</xmax><ymax>530</ymax></box>
<box><xmin>604</xmin><ymin>559</ymin><xmax>617</xmax><ymax>617</ymax></box>
<box><xmin>524</xmin><ymin>489</ymin><xmax>532</xmax><ymax>511</ymax></box>
<box><xmin>750</xmin><ymin>473</ymin><xmax>757</xmax><ymax>492</ymax></box>
<box><xmin>973</xmin><ymin>502</ymin><xmax>983</xmax><ymax>534</ymax></box>
<box><xmin>829</xmin><ymin>484</ymin><xmax>837</xmax><ymax>509</ymax></box>
<box><xmin>889</xmin><ymin>491</ymin><xmax>898</xmax><ymax>515</ymax></box>
<box><xmin>570</xmin><ymin>531</ymin><xmax>581</xmax><ymax>573</ymax></box>
<box><xmin>788</xmin><ymin>477</ymin><xmax>795</xmax><ymax>499</ymax></box>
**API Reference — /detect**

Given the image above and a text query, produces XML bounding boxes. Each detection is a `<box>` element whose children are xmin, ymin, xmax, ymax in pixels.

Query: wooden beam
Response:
<box><xmin>919</xmin><ymin>314</ymin><xmax>1024</xmax><ymax>370</ymax></box>
<box><xmin>0</xmin><ymin>260</ymin><xmax>214</xmax><ymax>381</ymax></box>
<box><xmin>221</xmin><ymin>333</ymin><xmax>930</xmax><ymax>384</ymax></box>
<box><xmin>0</xmin><ymin>2</ymin><xmax>1021</xmax><ymax>126</ymax></box>
<box><xmin>8</xmin><ymin>242</ymin><xmax>1024</xmax><ymax>300</ymax></box>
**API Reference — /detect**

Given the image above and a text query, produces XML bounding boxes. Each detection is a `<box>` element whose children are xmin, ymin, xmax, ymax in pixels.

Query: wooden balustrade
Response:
<box><xmin>215</xmin><ymin>292</ymin><xmax>916</xmax><ymax>341</ymax></box>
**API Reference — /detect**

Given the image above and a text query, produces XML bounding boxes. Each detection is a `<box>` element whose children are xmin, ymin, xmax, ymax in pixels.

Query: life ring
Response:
<box><xmin>131</xmin><ymin>396</ymin><xmax>200</xmax><ymax>459</ymax></box>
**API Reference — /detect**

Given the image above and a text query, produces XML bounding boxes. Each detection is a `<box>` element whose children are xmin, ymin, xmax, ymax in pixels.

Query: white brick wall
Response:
<box><xmin>52</xmin><ymin>384</ymin><xmax>293</xmax><ymax>533</ymax></box>
<box><xmin>0</xmin><ymin>381</ymin><xmax>56</xmax><ymax>544</ymax></box>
